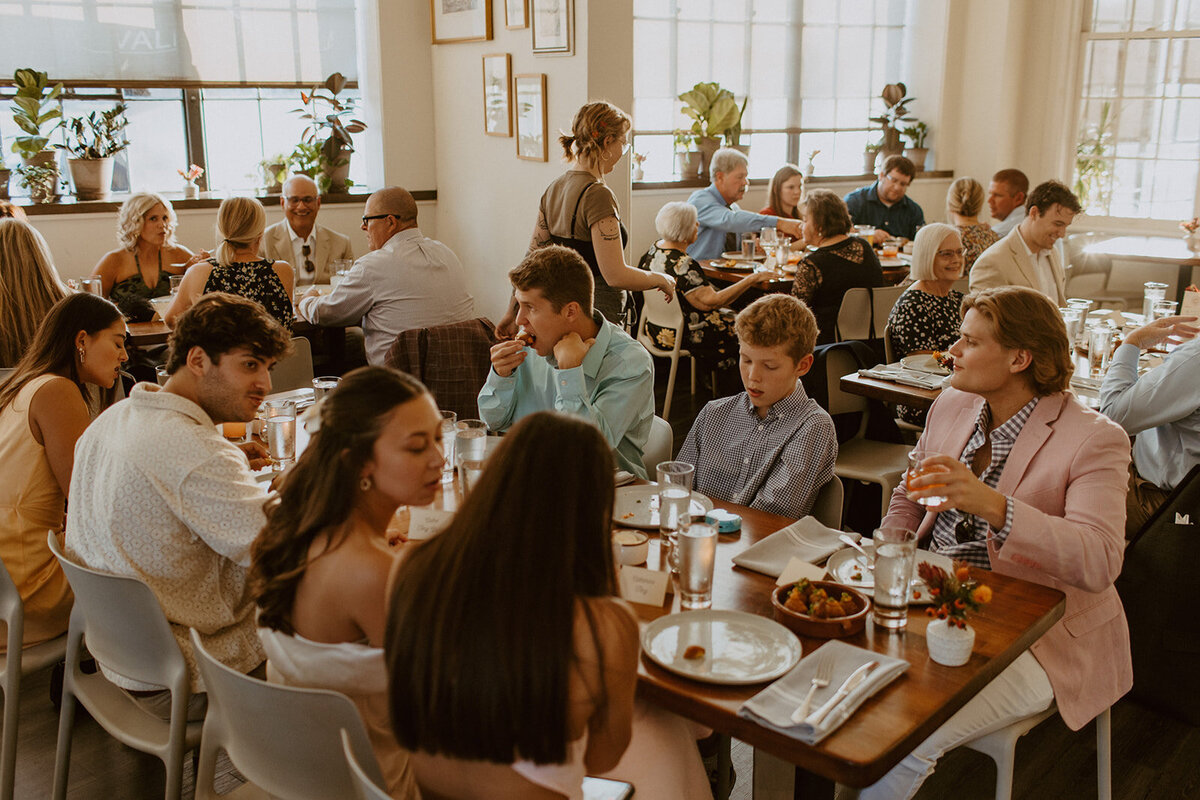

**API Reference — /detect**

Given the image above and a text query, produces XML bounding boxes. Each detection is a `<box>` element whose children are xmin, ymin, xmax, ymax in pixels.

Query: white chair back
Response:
<box><xmin>642</xmin><ymin>416</ymin><xmax>673</xmax><ymax>477</ymax></box>
<box><xmin>834</xmin><ymin>285</ymin><xmax>904</xmax><ymax>342</ymax></box>
<box><xmin>269</xmin><ymin>336</ymin><xmax>315</xmax><ymax>393</ymax></box>
<box><xmin>342</xmin><ymin>729</ymin><xmax>391</xmax><ymax>800</ymax></box>
<box><xmin>810</xmin><ymin>477</ymin><xmax>844</xmax><ymax>530</ymax></box>
<box><xmin>636</xmin><ymin>289</ymin><xmax>696</xmax><ymax>419</ymax></box>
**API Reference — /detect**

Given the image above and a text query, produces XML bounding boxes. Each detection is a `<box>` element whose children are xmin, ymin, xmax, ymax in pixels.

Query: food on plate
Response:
<box><xmin>781</xmin><ymin>579</ymin><xmax>858</xmax><ymax>619</ymax></box>
<box><xmin>933</xmin><ymin>350</ymin><xmax>954</xmax><ymax>370</ymax></box>
<box><xmin>682</xmin><ymin>645</ymin><xmax>706</xmax><ymax>660</ymax></box>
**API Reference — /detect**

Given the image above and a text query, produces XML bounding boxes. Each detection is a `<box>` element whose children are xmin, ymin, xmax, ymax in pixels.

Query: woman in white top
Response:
<box><xmin>250</xmin><ymin>366</ymin><xmax>444</xmax><ymax>799</ymax></box>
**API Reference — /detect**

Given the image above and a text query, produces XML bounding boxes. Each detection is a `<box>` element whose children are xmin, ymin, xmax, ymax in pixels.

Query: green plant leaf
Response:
<box><xmin>325</xmin><ymin>72</ymin><xmax>347</xmax><ymax>95</ymax></box>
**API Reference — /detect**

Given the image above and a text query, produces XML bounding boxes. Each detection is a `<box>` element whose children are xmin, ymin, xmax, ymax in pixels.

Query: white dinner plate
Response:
<box><xmin>826</xmin><ymin>545</ymin><xmax>954</xmax><ymax>604</ymax></box>
<box><xmin>721</xmin><ymin>250</ymin><xmax>766</xmax><ymax>262</ymax></box>
<box><xmin>613</xmin><ymin>485</ymin><xmax>714</xmax><ymax>529</ymax></box>
<box><xmin>900</xmin><ymin>354</ymin><xmax>951</xmax><ymax>375</ymax></box>
<box><xmin>641</xmin><ymin>610</ymin><xmax>802</xmax><ymax>685</ymax></box>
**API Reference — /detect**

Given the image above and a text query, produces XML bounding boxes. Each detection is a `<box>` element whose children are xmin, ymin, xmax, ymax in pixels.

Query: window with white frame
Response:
<box><xmin>1075</xmin><ymin>0</ymin><xmax>1200</xmax><ymax>219</ymax></box>
<box><xmin>632</xmin><ymin>0</ymin><xmax>913</xmax><ymax>182</ymax></box>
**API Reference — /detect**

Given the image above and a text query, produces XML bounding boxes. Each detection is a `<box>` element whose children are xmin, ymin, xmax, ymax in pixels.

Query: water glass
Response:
<box><xmin>760</xmin><ymin>227</ymin><xmax>778</xmax><ymax>260</ymax></box>
<box><xmin>460</xmin><ymin>458</ymin><xmax>486</xmax><ymax>494</ymax></box>
<box><xmin>1066</xmin><ymin>298</ymin><xmax>1095</xmax><ymax>346</ymax></box>
<box><xmin>1087</xmin><ymin>325</ymin><xmax>1113</xmax><ymax>378</ymax></box>
<box><xmin>905</xmin><ymin>451</ymin><xmax>948</xmax><ymax>507</ymax></box>
<box><xmin>656</xmin><ymin>460</ymin><xmax>695</xmax><ymax>572</ymax></box>
<box><xmin>311</xmin><ymin>376</ymin><xmax>339</xmax><ymax>402</ymax></box>
<box><xmin>1142</xmin><ymin>282</ymin><xmax>1168</xmax><ymax>322</ymax></box>
<box><xmin>81</xmin><ymin>277</ymin><xmax>103</xmax><ymax>296</ymax></box>
<box><xmin>854</xmin><ymin>224</ymin><xmax>875</xmax><ymax>240</ymax></box>
<box><xmin>439</xmin><ymin>410</ymin><xmax>457</xmax><ymax>483</ymax></box>
<box><xmin>777</xmin><ymin>240</ymin><xmax>791</xmax><ymax>270</ymax></box>
<box><xmin>455</xmin><ymin>419</ymin><xmax>488</xmax><ymax>494</ymax></box>
<box><xmin>677</xmin><ymin>523</ymin><xmax>718</xmax><ymax>610</ymax></box>
<box><xmin>169</xmin><ymin>274</ymin><xmax>183</xmax><ymax>296</ymax></box>
<box><xmin>741</xmin><ymin>232</ymin><xmax>756</xmax><ymax>259</ymax></box>
<box><xmin>872</xmin><ymin>526</ymin><xmax>918</xmax><ymax>630</ymax></box>
<box><xmin>1060</xmin><ymin>307</ymin><xmax>1083</xmax><ymax>348</ymax></box>
<box><xmin>263</xmin><ymin>399</ymin><xmax>297</xmax><ymax>471</ymax></box>
<box><xmin>1152</xmin><ymin>299</ymin><xmax>1178</xmax><ymax>321</ymax></box>
<box><xmin>330</xmin><ymin>266</ymin><xmax>352</xmax><ymax>288</ymax></box>
<box><xmin>155</xmin><ymin>365</ymin><xmax>169</xmax><ymax>386</ymax></box>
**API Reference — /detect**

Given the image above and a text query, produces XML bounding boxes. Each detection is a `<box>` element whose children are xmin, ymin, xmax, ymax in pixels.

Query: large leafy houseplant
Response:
<box><xmin>678</xmin><ymin>81</ymin><xmax>743</xmax><ymax>174</ymax></box>
<box><xmin>10</xmin><ymin>68</ymin><xmax>64</xmax><ymax>162</ymax></box>
<box><xmin>57</xmin><ymin>103</ymin><xmax>130</xmax><ymax>159</ymax></box>
<box><xmin>293</xmin><ymin>72</ymin><xmax>366</xmax><ymax>193</ymax></box>
<box><xmin>870</xmin><ymin>83</ymin><xmax>915</xmax><ymax>159</ymax></box>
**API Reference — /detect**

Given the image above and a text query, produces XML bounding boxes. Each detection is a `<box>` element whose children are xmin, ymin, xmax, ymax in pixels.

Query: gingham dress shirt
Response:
<box><xmin>927</xmin><ymin>397</ymin><xmax>1039</xmax><ymax>568</ymax></box>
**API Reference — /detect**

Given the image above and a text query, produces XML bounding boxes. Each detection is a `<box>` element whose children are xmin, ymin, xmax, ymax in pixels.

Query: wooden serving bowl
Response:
<box><xmin>771</xmin><ymin>580</ymin><xmax>871</xmax><ymax>639</ymax></box>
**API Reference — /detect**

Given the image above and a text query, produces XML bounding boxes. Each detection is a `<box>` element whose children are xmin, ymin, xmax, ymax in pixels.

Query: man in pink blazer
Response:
<box><xmin>856</xmin><ymin>286</ymin><xmax>1132</xmax><ymax>800</ymax></box>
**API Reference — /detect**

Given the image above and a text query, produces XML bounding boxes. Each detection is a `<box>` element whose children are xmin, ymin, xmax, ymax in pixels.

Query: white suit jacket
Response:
<box><xmin>969</xmin><ymin>228</ymin><xmax>1067</xmax><ymax>305</ymax></box>
<box><xmin>261</xmin><ymin>221</ymin><xmax>354</xmax><ymax>283</ymax></box>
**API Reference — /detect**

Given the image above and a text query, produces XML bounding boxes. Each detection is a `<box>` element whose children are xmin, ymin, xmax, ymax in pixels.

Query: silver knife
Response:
<box><xmin>804</xmin><ymin>660</ymin><xmax>879</xmax><ymax>727</ymax></box>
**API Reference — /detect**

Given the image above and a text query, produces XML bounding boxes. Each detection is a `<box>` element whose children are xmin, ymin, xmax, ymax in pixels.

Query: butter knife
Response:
<box><xmin>805</xmin><ymin>660</ymin><xmax>879</xmax><ymax>728</ymax></box>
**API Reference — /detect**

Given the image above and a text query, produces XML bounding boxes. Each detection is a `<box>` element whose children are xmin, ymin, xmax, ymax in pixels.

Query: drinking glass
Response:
<box><xmin>881</xmin><ymin>240</ymin><xmax>900</xmax><ymax>259</ymax></box>
<box><xmin>1142</xmin><ymin>282</ymin><xmax>1168</xmax><ymax>322</ymax></box>
<box><xmin>656</xmin><ymin>460</ymin><xmax>695</xmax><ymax>573</ymax></box>
<box><xmin>439</xmin><ymin>410</ymin><xmax>457</xmax><ymax>484</ymax></box>
<box><xmin>760</xmin><ymin>227</ymin><xmax>778</xmax><ymax>261</ymax></box>
<box><xmin>854</xmin><ymin>224</ymin><xmax>875</xmax><ymax>240</ymax></box>
<box><xmin>221</xmin><ymin>421</ymin><xmax>247</xmax><ymax>442</ymax></box>
<box><xmin>1066</xmin><ymin>298</ymin><xmax>1095</xmax><ymax>347</ymax></box>
<box><xmin>1087</xmin><ymin>325</ymin><xmax>1113</xmax><ymax>378</ymax></box>
<box><xmin>169</xmin><ymin>274</ymin><xmax>183</xmax><ymax>296</ymax></box>
<box><xmin>740</xmin><ymin>232</ymin><xmax>756</xmax><ymax>260</ymax></box>
<box><xmin>330</xmin><ymin>263</ymin><xmax>353</xmax><ymax>288</ymax></box>
<box><xmin>677</xmin><ymin>523</ymin><xmax>718</xmax><ymax>610</ymax></box>
<box><xmin>905</xmin><ymin>451</ymin><xmax>948</xmax><ymax>507</ymax></box>
<box><xmin>1059</xmin><ymin>307</ymin><xmax>1083</xmax><ymax>350</ymax></box>
<box><xmin>263</xmin><ymin>399</ymin><xmax>297</xmax><ymax>471</ymax></box>
<box><xmin>81</xmin><ymin>277</ymin><xmax>103</xmax><ymax>296</ymax></box>
<box><xmin>1152</xmin><ymin>299</ymin><xmax>1178</xmax><ymax>321</ymax></box>
<box><xmin>872</xmin><ymin>526</ymin><xmax>918</xmax><ymax>630</ymax></box>
<box><xmin>455</xmin><ymin>419</ymin><xmax>488</xmax><ymax>494</ymax></box>
<box><xmin>777</xmin><ymin>240</ymin><xmax>791</xmax><ymax>271</ymax></box>
<box><xmin>311</xmin><ymin>376</ymin><xmax>340</xmax><ymax>402</ymax></box>
<box><xmin>155</xmin><ymin>365</ymin><xmax>169</xmax><ymax>386</ymax></box>
<box><xmin>460</xmin><ymin>459</ymin><xmax>486</xmax><ymax>494</ymax></box>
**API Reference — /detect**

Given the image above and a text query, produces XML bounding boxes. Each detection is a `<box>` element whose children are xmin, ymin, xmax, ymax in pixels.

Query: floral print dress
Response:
<box><xmin>637</xmin><ymin>244</ymin><xmax>739</xmax><ymax>372</ymax></box>
<box><xmin>203</xmin><ymin>258</ymin><xmax>294</xmax><ymax>328</ymax></box>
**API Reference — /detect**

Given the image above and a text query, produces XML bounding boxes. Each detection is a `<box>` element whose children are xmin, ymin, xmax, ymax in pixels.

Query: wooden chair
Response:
<box><xmin>637</xmin><ymin>287</ymin><xmax>696</xmax><ymax>420</ymax></box>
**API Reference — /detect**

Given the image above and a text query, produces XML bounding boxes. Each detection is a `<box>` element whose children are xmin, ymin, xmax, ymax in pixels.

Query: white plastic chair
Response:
<box><xmin>834</xmin><ymin>285</ymin><xmax>905</xmax><ymax>342</ymax></box>
<box><xmin>810</xmin><ymin>476</ymin><xmax>844</xmax><ymax>530</ymax></box>
<box><xmin>342</xmin><ymin>729</ymin><xmax>391</xmax><ymax>800</ymax></box>
<box><xmin>0</xmin><ymin>554</ymin><xmax>67</xmax><ymax>800</ymax></box>
<box><xmin>189</xmin><ymin>629</ymin><xmax>384</xmax><ymax>800</ymax></box>
<box><xmin>642</xmin><ymin>415</ymin><xmax>673</xmax><ymax>477</ymax></box>
<box><xmin>962</xmin><ymin>705</ymin><xmax>1111</xmax><ymax>800</ymax></box>
<box><xmin>637</xmin><ymin>288</ymin><xmax>696</xmax><ymax>420</ymax></box>
<box><xmin>47</xmin><ymin>532</ymin><xmax>202</xmax><ymax>800</ymax></box>
<box><xmin>269</xmin><ymin>336</ymin><xmax>315</xmax><ymax>393</ymax></box>
<box><xmin>823</xmin><ymin>347</ymin><xmax>913</xmax><ymax>520</ymax></box>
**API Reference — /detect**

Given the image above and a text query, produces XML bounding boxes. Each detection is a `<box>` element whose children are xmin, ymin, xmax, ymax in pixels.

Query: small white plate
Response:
<box><xmin>900</xmin><ymin>354</ymin><xmax>951</xmax><ymax>376</ymax></box>
<box><xmin>721</xmin><ymin>250</ymin><xmax>766</xmax><ymax>262</ymax></box>
<box><xmin>641</xmin><ymin>610</ymin><xmax>802</xmax><ymax>685</ymax></box>
<box><xmin>613</xmin><ymin>485</ymin><xmax>713</xmax><ymax>529</ymax></box>
<box><xmin>826</xmin><ymin>545</ymin><xmax>954</xmax><ymax>604</ymax></box>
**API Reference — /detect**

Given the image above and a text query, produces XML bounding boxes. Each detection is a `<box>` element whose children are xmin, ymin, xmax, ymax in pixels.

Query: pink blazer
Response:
<box><xmin>884</xmin><ymin>388</ymin><xmax>1133</xmax><ymax>730</ymax></box>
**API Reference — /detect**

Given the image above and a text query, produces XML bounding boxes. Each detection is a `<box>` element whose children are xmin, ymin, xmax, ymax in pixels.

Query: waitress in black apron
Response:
<box><xmin>498</xmin><ymin>101</ymin><xmax>675</xmax><ymax>336</ymax></box>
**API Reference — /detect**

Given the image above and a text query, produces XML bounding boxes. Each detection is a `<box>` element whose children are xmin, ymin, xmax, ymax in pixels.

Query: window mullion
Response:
<box><xmin>183</xmin><ymin>89</ymin><xmax>208</xmax><ymax>191</ymax></box>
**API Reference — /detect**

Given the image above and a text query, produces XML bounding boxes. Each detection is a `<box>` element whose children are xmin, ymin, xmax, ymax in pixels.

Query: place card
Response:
<box><xmin>407</xmin><ymin>506</ymin><xmax>455</xmax><ymax>541</ymax></box>
<box><xmin>1181</xmin><ymin>287</ymin><xmax>1200</xmax><ymax>318</ymax></box>
<box><xmin>618</xmin><ymin>565</ymin><xmax>671</xmax><ymax>607</ymax></box>
<box><xmin>775</xmin><ymin>557</ymin><xmax>828</xmax><ymax>587</ymax></box>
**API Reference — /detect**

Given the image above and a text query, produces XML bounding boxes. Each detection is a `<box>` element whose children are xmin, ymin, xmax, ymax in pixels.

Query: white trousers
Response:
<box><xmin>847</xmin><ymin>650</ymin><xmax>1054</xmax><ymax>800</ymax></box>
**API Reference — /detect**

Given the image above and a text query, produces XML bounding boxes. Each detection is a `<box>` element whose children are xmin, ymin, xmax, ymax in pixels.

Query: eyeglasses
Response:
<box><xmin>936</xmin><ymin>248</ymin><xmax>965</xmax><ymax>259</ymax></box>
<box><xmin>285</xmin><ymin>195</ymin><xmax>317</xmax><ymax>205</ymax></box>
<box><xmin>883</xmin><ymin>172</ymin><xmax>912</xmax><ymax>188</ymax></box>
<box><xmin>361</xmin><ymin>214</ymin><xmax>394</xmax><ymax>224</ymax></box>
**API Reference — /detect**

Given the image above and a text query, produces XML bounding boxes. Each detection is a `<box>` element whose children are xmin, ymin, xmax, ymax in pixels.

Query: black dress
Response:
<box><xmin>887</xmin><ymin>287</ymin><xmax>964</xmax><ymax>424</ymax></box>
<box><xmin>790</xmin><ymin>237</ymin><xmax>884</xmax><ymax>344</ymax></box>
<box><xmin>637</xmin><ymin>244</ymin><xmax>739</xmax><ymax>373</ymax></box>
<box><xmin>203</xmin><ymin>258</ymin><xmax>293</xmax><ymax>327</ymax></box>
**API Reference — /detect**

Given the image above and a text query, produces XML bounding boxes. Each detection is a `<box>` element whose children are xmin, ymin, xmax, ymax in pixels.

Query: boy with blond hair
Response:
<box><xmin>678</xmin><ymin>294</ymin><xmax>836</xmax><ymax>518</ymax></box>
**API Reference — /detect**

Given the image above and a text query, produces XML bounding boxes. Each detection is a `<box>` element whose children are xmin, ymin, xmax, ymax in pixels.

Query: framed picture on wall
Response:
<box><xmin>514</xmin><ymin>73</ymin><xmax>547</xmax><ymax>161</ymax></box>
<box><xmin>505</xmin><ymin>0</ymin><xmax>528</xmax><ymax>29</ymax></box>
<box><xmin>429</xmin><ymin>0</ymin><xmax>493</xmax><ymax>44</ymax></box>
<box><xmin>531</xmin><ymin>0</ymin><xmax>572</xmax><ymax>55</ymax></box>
<box><xmin>482</xmin><ymin>54</ymin><xmax>512</xmax><ymax>137</ymax></box>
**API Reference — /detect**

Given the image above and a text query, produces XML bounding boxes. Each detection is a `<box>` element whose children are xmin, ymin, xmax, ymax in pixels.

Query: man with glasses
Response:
<box><xmin>261</xmin><ymin>175</ymin><xmax>355</xmax><ymax>285</ymax></box>
<box><xmin>843</xmin><ymin>155</ymin><xmax>925</xmax><ymax>242</ymax></box>
<box><xmin>297</xmin><ymin>187</ymin><xmax>475</xmax><ymax>365</ymax></box>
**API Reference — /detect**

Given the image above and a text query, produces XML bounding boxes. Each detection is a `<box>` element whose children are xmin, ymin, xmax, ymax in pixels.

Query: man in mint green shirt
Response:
<box><xmin>479</xmin><ymin>245</ymin><xmax>654</xmax><ymax>477</ymax></box>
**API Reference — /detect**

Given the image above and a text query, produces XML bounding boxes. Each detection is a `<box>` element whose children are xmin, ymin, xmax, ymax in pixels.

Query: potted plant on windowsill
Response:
<box><xmin>901</xmin><ymin>120</ymin><xmax>929</xmax><ymax>172</ymax></box>
<box><xmin>0</xmin><ymin>164</ymin><xmax>10</xmax><ymax>200</ymax></box>
<box><xmin>292</xmin><ymin>72</ymin><xmax>366</xmax><ymax>194</ymax></box>
<box><xmin>870</xmin><ymin>83</ymin><xmax>914</xmax><ymax>161</ymax></box>
<box><xmin>259</xmin><ymin>154</ymin><xmax>289</xmax><ymax>194</ymax></box>
<box><xmin>16</xmin><ymin>163</ymin><xmax>62</xmax><ymax>204</ymax></box>
<box><xmin>724</xmin><ymin>96</ymin><xmax>750</xmax><ymax>157</ymax></box>
<box><xmin>863</xmin><ymin>140</ymin><xmax>881</xmax><ymax>175</ymax></box>
<box><xmin>9</xmin><ymin>68</ymin><xmax>64</xmax><ymax>200</ymax></box>
<box><xmin>57</xmin><ymin>103</ymin><xmax>129</xmax><ymax>200</ymax></box>
<box><xmin>672</xmin><ymin>129</ymin><xmax>701</xmax><ymax>180</ymax></box>
<box><xmin>678</xmin><ymin>81</ymin><xmax>740</xmax><ymax>177</ymax></box>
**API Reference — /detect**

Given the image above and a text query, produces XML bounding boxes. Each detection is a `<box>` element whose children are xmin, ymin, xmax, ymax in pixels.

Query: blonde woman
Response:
<box><xmin>0</xmin><ymin>219</ymin><xmax>68</xmax><ymax>368</ymax></box>
<box><xmin>166</xmin><ymin>197</ymin><xmax>294</xmax><ymax>327</ymax></box>
<box><xmin>946</xmin><ymin>177</ymin><xmax>1000</xmax><ymax>272</ymax></box>
<box><xmin>91</xmin><ymin>193</ymin><xmax>207</xmax><ymax>306</ymax></box>
<box><xmin>498</xmin><ymin>100</ymin><xmax>674</xmax><ymax>334</ymax></box>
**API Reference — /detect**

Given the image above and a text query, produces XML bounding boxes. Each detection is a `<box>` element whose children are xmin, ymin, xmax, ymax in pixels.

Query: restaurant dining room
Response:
<box><xmin>1</xmin><ymin>0</ymin><xmax>1198</xmax><ymax>798</ymax></box>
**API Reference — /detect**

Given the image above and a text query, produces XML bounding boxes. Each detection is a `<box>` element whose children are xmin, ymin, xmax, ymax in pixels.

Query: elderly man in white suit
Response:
<box><xmin>261</xmin><ymin>175</ymin><xmax>355</xmax><ymax>285</ymax></box>
<box><xmin>969</xmin><ymin>180</ymin><xmax>1080</xmax><ymax>306</ymax></box>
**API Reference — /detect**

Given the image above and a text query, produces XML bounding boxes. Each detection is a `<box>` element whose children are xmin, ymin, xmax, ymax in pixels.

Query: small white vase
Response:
<box><xmin>183</xmin><ymin>181</ymin><xmax>199</xmax><ymax>199</ymax></box>
<box><xmin>926</xmin><ymin>618</ymin><xmax>975</xmax><ymax>666</ymax></box>
<box><xmin>1185</xmin><ymin>232</ymin><xmax>1200</xmax><ymax>253</ymax></box>
<box><xmin>632</xmin><ymin>166</ymin><xmax>644</xmax><ymax>182</ymax></box>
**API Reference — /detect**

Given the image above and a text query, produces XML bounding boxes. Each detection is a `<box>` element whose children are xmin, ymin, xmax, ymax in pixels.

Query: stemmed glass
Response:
<box><xmin>760</xmin><ymin>227</ymin><xmax>778</xmax><ymax>263</ymax></box>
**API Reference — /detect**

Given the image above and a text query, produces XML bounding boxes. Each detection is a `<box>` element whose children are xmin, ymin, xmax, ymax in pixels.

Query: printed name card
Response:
<box><xmin>406</xmin><ymin>507</ymin><xmax>455</xmax><ymax>541</ymax></box>
<box><xmin>775</xmin><ymin>557</ymin><xmax>828</xmax><ymax>587</ymax></box>
<box><xmin>618</xmin><ymin>565</ymin><xmax>671</xmax><ymax>607</ymax></box>
<box><xmin>1181</xmin><ymin>287</ymin><xmax>1200</xmax><ymax>318</ymax></box>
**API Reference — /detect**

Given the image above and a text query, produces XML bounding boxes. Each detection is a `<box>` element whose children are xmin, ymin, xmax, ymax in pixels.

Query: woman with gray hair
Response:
<box><xmin>946</xmin><ymin>177</ymin><xmax>999</xmax><ymax>272</ymax></box>
<box><xmin>637</xmin><ymin>201</ymin><xmax>773</xmax><ymax>385</ymax></box>
<box><xmin>886</xmin><ymin>222</ymin><xmax>965</xmax><ymax>423</ymax></box>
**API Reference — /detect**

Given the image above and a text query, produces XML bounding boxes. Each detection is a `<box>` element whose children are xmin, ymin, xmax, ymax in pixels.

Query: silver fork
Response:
<box><xmin>790</xmin><ymin>653</ymin><xmax>834</xmax><ymax>724</ymax></box>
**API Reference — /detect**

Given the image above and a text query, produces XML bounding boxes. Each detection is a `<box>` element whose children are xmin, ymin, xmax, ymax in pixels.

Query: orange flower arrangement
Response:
<box><xmin>919</xmin><ymin>561</ymin><xmax>991</xmax><ymax>629</ymax></box>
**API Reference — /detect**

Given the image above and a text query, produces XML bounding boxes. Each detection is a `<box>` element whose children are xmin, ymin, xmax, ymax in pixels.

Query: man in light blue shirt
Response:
<box><xmin>479</xmin><ymin>245</ymin><xmax>654</xmax><ymax>477</ymax></box>
<box><xmin>1100</xmin><ymin>313</ymin><xmax>1200</xmax><ymax>535</ymax></box>
<box><xmin>687</xmin><ymin>148</ymin><xmax>802</xmax><ymax>260</ymax></box>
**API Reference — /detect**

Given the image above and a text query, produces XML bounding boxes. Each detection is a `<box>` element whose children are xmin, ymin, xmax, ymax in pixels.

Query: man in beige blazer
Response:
<box><xmin>261</xmin><ymin>175</ymin><xmax>355</xmax><ymax>285</ymax></box>
<box><xmin>969</xmin><ymin>180</ymin><xmax>1080</xmax><ymax>306</ymax></box>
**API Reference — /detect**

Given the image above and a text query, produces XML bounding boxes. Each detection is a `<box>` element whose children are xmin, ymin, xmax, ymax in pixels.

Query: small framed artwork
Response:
<box><xmin>505</xmin><ymin>0</ymin><xmax>528</xmax><ymax>29</ymax></box>
<box><xmin>429</xmin><ymin>0</ymin><xmax>493</xmax><ymax>44</ymax></box>
<box><xmin>531</xmin><ymin>0</ymin><xmax>573</xmax><ymax>55</ymax></box>
<box><xmin>482</xmin><ymin>54</ymin><xmax>512</xmax><ymax>137</ymax></box>
<box><xmin>514</xmin><ymin>73</ymin><xmax>548</xmax><ymax>162</ymax></box>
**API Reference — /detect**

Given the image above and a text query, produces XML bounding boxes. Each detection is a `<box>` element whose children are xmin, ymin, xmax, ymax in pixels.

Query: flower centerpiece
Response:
<box><xmin>1182</xmin><ymin>217</ymin><xmax>1200</xmax><ymax>252</ymax></box>
<box><xmin>178</xmin><ymin>164</ymin><xmax>203</xmax><ymax>199</ymax></box>
<box><xmin>918</xmin><ymin>561</ymin><xmax>992</xmax><ymax>666</ymax></box>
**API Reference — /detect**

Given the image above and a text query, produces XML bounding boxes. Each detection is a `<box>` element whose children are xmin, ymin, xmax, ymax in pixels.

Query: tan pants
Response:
<box><xmin>1126</xmin><ymin>463</ymin><xmax>1170</xmax><ymax>540</ymax></box>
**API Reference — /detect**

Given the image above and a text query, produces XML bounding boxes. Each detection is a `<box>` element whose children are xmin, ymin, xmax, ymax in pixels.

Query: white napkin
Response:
<box><xmin>1071</xmin><ymin>374</ymin><xmax>1104</xmax><ymax>392</ymax></box>
<box><xmin>858</xmin><ymin>364</ymin><xmax>946</xmax><ymax>390</ymax></box>
<box><xmin>732</xmin><ymin>518</ymin><xmax>859</xmax><ymax>578</ymax></box>
<box><xmin>739</xmin><ymin>640</ymin><xmax>909</xmax><ymax>745</ymax></box>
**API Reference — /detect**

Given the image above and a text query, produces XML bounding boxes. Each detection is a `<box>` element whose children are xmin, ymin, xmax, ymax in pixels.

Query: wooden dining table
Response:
<box><xmin>412</xmin><ymin>479</ymin><xmax>1066</xmax><ymax>796</ymax></box>
<box><xmin>700</xmin><ymin>258</ymin><xmax>911</xmax><ymax>292</ymax></box>
<box><xmin>127</xmin><ymin>316</ymin><xmax>348</xmax><ymax>369</ymax></box>
<box><xmin>840</xmin><ymin>371</ymin><xmax>942</xmax><ymax>411</ymax></box>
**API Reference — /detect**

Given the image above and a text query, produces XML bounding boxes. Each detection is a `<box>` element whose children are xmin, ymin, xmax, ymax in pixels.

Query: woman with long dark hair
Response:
<box><xmin>249</xmin><ymin>366</ymin><xmax>442</xmax><ymax>799</ymax></box>
<box><xmin>0</xmin><ymin>292</ymin><xmax>126</xmax><ymax>648</ymax></box>
<box><xmin>386</xmin><ymin>411</ymin><xmax>710</xmax><ymax>800</ymax></box>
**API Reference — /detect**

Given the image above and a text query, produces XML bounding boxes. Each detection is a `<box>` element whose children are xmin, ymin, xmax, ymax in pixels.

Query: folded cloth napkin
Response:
<box><xmin>1071</xmin><ymin>374</ymin><xmax>1104</xmax><ymax>392</ymax></box>
<box><xmin>858</xmin><ymin>365</ymin><xmax>946</xmax><ymax>390</ymax></box>
<box><xmin>739</xmin><ymin>639</ymin><xmax>910</xmax><ymax>745</ymax></box>
<box><xmin>614</xmin><ymin>470</ymin><xmax>637</xmax><ymax>486</ymax></box>
<box><xmin>732</xmin><ymin>518</ymin><xmax>859</xmax><ymax>577</ymax></box>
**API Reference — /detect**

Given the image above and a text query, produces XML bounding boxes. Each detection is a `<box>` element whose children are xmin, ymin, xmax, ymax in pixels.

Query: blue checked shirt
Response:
<box><xmin>926</xmin><ymin>397</ymin><xmax>1039</xmax><ymax>568</ymax></box>
<box><xmin>678</xmin><ymin>384</ymin><xmax>838</xmax><ymax>519</ymax></box>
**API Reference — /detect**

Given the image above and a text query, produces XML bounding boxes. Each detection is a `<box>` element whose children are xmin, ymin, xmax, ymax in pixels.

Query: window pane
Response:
<box><xmin>1091</xmin><ymin>0</ymin><xmax>1133</xmax><ymax>32</ymax></box>
<box><xmin>631</xmin><ymin>134</ymin><xmax>675</xmax><ymax>182</ymax></box>
<box><xmin>1131</xmin><ymin>0</ymin><xmax>1174</xmax><ymax>31</ymax></box>
<box><xmin>745</xmin><ymin>132</ymin><xmax>786</xmax><ymax>178</ymax></box>
<box><xmin>1082</xmin><ymin>41</ymin><xmax>1124</xmax><ymax>98</ymax></box>
<box><xmin>122</xmin><ymin>92</ymin><xmax>188</xmax><ymax>194</ymax></box>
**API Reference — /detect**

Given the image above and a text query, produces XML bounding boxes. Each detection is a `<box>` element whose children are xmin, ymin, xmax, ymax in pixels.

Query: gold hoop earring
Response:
<box><xmin>360</xmin><ymin>476</ymin><xmax>372</xmax><ymax>492</ymax></box>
